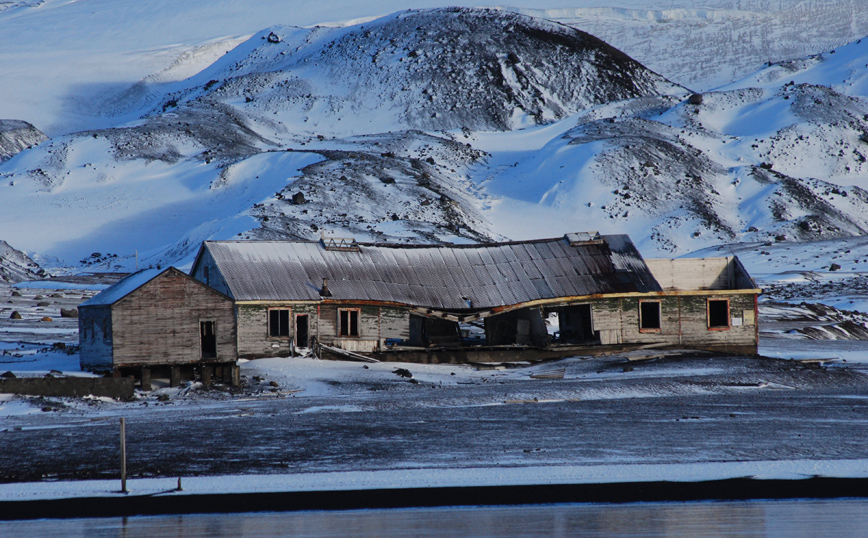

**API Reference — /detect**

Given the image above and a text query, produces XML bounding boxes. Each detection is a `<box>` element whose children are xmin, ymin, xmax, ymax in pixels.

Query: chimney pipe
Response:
<box><xmin>320</xmin><ymin>277</ymin><xmax>332</xmax><ymax>297</ymax></box>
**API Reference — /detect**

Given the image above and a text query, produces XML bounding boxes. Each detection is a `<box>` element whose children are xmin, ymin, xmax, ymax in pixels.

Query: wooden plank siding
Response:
<box><xmin>586</xmin><ymin>293</ymin><xmax>757</xmax><ymax>350</ymax></box>
<box><xmin>80</xmin><ymin>269</ymin><xmax>237</xmax><ymax>370</ymax></box>
<box><xmin>78</xmin><ymin>305</ymin><xmax>114</xmax><ymax>371</ymax></box>
<box><xmin>189</xmin><ymin>249</ymin><xmax>233</xmax><ymax>298</ymax></box>
<box><xmin>237</xmin><ymin>302</ymin><xmax>411</xmax><ymax>358</ymax></box>
<box><xmin>536</xmin><ymin>290</ymin><xmax>757</xmax><ymax>351</ymax></box>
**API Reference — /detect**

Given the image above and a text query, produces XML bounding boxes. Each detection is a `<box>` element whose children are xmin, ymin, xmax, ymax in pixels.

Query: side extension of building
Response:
<box><xmin>79</xmin><ymin>267</ymin><xmax>239</xmax><ymax>386</ymax></box>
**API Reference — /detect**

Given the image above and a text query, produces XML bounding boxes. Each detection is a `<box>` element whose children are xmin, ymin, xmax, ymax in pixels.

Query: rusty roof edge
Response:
<box><xmin>201</xmin><ymin>233</ymin><xmax>616</xmax><ymax>251</ymax></box>
<box><xmin>233</xmin><ymin>288</ymin><xmax>761</xmax><ymax>310</ymax></box>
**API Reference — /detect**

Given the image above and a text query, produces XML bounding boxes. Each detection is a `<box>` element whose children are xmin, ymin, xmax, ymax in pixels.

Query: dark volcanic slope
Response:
<box><xmin>160</xmin><ymin>7</ymin><xmax>684</xmax><ymax>134</ymax></box>
<box><xmin>0</xmin><ymin>120</ymin><xmax>47</xmax><ymax>163</ymax></box>
<box><xmin>0</xmin><ymin>240</ymin><xmax>46</xmax><ymax>283</ymax></box>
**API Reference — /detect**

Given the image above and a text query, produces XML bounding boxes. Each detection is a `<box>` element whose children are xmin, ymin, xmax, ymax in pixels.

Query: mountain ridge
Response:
<box><xmin>1</xmin><ymin>7</ymin><xmax>868</xmax><ymax>271</ymax></box>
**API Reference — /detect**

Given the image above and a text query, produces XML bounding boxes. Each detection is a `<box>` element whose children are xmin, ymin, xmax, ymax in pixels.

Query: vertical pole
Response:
<box><xmin>120</xmin><ymin>417</ymin><xmax>127</xmax><ymax>493</ymax></box>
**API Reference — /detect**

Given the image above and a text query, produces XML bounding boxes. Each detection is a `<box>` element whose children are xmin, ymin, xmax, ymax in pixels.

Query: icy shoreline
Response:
<box><xmin>2</xmin><ymin>459</ymin><xmax>867</xmax><ymax>503</ymax></box>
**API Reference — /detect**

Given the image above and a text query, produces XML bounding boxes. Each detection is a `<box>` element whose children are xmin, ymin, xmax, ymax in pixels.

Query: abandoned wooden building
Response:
<box><xmin>189</xmin><ymin>233</ymin><xmax>760</xmax><ymax>363</ymax></box>
<box><xmin>78</xmin><ymin>266</ymin><xmax>239</xmax><ymax>386</ymax></box>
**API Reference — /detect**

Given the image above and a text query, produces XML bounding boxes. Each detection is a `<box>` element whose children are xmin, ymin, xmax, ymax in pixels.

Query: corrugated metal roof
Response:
<box><xmin>201</xmin><ymin>234</ymin><xmax>662</xmax><ymax>309</ymax></box>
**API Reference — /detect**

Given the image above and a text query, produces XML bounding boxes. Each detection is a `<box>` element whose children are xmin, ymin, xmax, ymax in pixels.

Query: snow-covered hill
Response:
<box><xmin>1</xmin><ymin>1</ymin><xmax>864</xmax><ymax>137</ymax></box>
<box><xmin>0</xmin><ymin>7</ymin><xmax>684</xmax><ymax>268</ymax></box>
<box><xmin>521</xmin><ymin>1</ymin><xmax>868</xmax><ymax>91</ymax></box>
<box><xmin>155</xmin><ymin>8</ymin><xmax>682</xmax><ymax>136</ymax></box>
<box><xmin>471</xmin><ymin>36</ymin><xmax>868</xmax><ymax>254</ymax></box>
<box><xmin>1</xmin><ymin>5</ymin><xmax>868</xmax><ymax>271</ymax></box>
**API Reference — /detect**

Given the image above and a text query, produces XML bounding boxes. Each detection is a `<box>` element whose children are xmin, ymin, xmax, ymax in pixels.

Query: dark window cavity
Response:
<box><xmin>269</xmin><ymin>309</ymin><xmax>290</xmax><ymax>337</ymax></box>
<box><xmin>639</xmin><ymin>301</ymin><xmax>661</xmax><ymax>331</ymax></box>
<box><xmin>708</xmin><ymin>299</ymin><xmax>730</xmax><ymax>329</ymax></box>
<box><xmin>339</xmin><ymin>309</ymin><xmax>359</xmax><ymax>337</ymax></box>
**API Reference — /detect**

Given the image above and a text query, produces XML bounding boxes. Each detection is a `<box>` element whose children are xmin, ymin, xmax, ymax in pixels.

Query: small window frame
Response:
<box><xmin>638</xmin><ymin>299</ymin><xmax>662</xmax><ymax>333</ymax></box>
<box><xmin>102</xmin><ymin>317</ymin><xmax>111</xmax><ymax>341</ymax></box>
<box><xmin>707</xmin><ymin>298</ymin><xmax>731</xmax><ymax>330</ymax></box>
<box><xmin>338</xmin><ymin>308</ymin><xmax>360</xmax><ymax>337</ymax></box>
<box><xmin>268</xmin><ymin>308</ymin><xmax>291</xmax><ymax>338</ymax></box>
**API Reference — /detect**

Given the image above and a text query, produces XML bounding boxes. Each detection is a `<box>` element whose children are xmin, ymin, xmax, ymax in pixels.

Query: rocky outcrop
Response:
<box><xmin>0</xmin><ymin>120</ymin><xmax>47</xmax><ymax>162</ymax></box>
<box><xmin>0</xmin><ymin>240</ymin><xmax>48</xmax><ymax>283</ymax></box>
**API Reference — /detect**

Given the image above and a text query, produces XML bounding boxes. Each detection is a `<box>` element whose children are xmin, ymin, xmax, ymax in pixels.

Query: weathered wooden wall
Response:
<box><xmin>190</xmin><ymin>249</ymin><xmax>233</xmax><ymax>298</ymax></box>
<box><xmin>237</xmin><ymin>304</ymin><xmax>321</xmax><ymax>359</ymax></box>
<box><xmin>318</xmin><ymin>305</ymin><xmax>404</xmax><ymax>353</ymax></box>
<box><xmin>586</xmin><ymin>293</ymin><xmax>757</xmax><ymax>351</ymax></box>
<box><xmin>111</xmin><ymin>271</ymin><xmax>237</xmax><ymax>367</ymax></box>
<box><xmin>237</xmin><ymin>303</ymin><xmax>411</xmax><ymax>358</ymax></box>
<box><xmin>380</xmin><ymin>307</ymin><xmax>411</xmax><ymax>341</ymax></box>
<box><xmin>79</xmin><ymin>305</ymin><xmax>114</xmax><ymax>371</ymax></box>
<box><xmin>646</xmin><ymin>258</ymin><xmax>737</xmax><ymax>291</ymax></box>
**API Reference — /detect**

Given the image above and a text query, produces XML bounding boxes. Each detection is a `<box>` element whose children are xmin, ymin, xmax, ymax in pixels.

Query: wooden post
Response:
<box><xmin>120</xmin><ymin>417</ymin><xmax>127</xmax><ymax>494</ymax></box>
<box><xmin>140</xmin><ymin>367</ymin><xmax>151</xmax><ymax>391</ymax></box>
<box><xmin>170</xmin><ymin>366</ymin><xmax>181</xmax><ymax>388</ymax></box>
<box><xmin>201</xmin><ymin>365</ymin><xmax>212</xmax><ymax>387</ymax></box>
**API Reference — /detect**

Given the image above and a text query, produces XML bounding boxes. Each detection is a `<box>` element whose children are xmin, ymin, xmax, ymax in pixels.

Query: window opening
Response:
<box><xmin>639</xmin><ymin>301</ymin><xmax>661</xmax><ymax>331</ymax></box>
<box><xmin>339</xmin><ymin>309</ymin><xmax>359</xmax><ymax>337</ymax></box>
<box><xmin>708</xmin><ymin>299</ymin><xmax>730</xmax><ymax>329</ymax></box>
<box><xmin>269</xmin><ymin>309</ymin><xmax>290</xmax><ymax>337</ymax></box>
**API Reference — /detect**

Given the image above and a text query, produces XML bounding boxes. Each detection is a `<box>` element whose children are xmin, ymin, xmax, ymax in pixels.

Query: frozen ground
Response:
<box><xmin>1</xmin><ymin>351</ymin><xmax>867</xmax><ymax>485</ymax></box>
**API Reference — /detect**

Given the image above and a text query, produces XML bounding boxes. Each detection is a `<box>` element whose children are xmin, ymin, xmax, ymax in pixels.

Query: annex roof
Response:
<box><xmin>197</xmin><ymin>234</ymin><xmax>662</xmax><ymax>311</ymax></box>
<box><xmin>80</xmin><ymin>266</ymin><xmax>232</xmax><ymax>307</ymax></box>
<box><xmin>79</xmin><ymin>268</ymin><xmax>165</xmax><ymax>307</ymax></box>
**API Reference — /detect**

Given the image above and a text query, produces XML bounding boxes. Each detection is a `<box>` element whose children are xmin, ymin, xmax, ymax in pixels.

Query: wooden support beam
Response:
<box><xmin>140</xmin><ymin>367</ymin><xmax>151</xmax><ymax>392</ymax></box>
<box><xmin>201</xmin><ymin>365</ymin><xmax>212</xmax><ymax>387</ymax></box>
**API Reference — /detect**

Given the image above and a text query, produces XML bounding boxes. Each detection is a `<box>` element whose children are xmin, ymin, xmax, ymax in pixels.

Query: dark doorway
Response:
<box><xmin>484</xmin><ymin>308</ymin><xmax>548</xmax><ymax>347</ymax></box>
<box><xmin>296</xmin><ymin>314</ymin><xmax>309</xmax><ymax>348</ymax></box>
<box><xmin>549</xmin><ymin>305</ymin><xmax>597</xmax><ymax>344</ymax></box>
<box><xmin>200</xmin><ymin>321</ymin><xmax>217</xmax><ymax>358</ymax></box>
<box><xmin>409</xmin><ymin>314</ymin><xmax>462</xmax><ymax>347</ymax></box>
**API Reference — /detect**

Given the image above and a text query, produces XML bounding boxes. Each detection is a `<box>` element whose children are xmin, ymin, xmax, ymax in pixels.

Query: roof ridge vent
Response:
<box><xmin>564</xmin><ymin>231</ymin><xmax>603</xmax><ymax>246</ymax></box>
<box><xmin>322</xmin><ymin>236</ymin><xmax>360</xmax><ymax>252</ymax></box>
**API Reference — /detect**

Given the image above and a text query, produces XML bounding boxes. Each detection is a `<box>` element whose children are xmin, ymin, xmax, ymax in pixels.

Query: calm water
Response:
<box><xmin>4</xmin><ymin>499</ymin><xmax>868</xmax><ymax>537</ymax></box>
